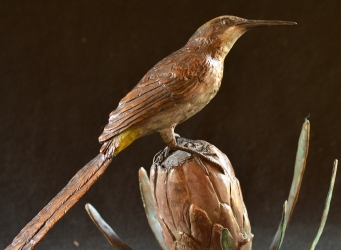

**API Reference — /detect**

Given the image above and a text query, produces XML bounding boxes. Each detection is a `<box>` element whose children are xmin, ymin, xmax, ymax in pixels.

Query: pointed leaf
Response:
<box><xmin>139</xmin><ymin>167</ymin><xmax>167</xmax><ymax>250</ymax></box>
<box><xmin>308</xmin><ymin>160</ymin><xmax>338</xmax><ymax>250</ymax></box>
<box><xmin>85</xmin><ymin>203</ymin><xmax>132</xmax><ymax>250</ymax></box>
<box><xmin>220</xmin><ymin>228</ymin><xmax>236</xmax><ymax>250</ymax></box>
<box><xmin>270</xmin><ymin>119</ymin><xmax>310</xmax><ymax>250</ymax></box>
<box><xmin>275</xmin><ymin>201</ymin><xmax>288</xmax><ymax>250</ymax></box>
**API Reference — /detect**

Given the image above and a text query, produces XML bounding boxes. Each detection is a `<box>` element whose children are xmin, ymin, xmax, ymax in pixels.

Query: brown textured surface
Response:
<box><xmin>150</xmin><ymin>146</ymin><xmax>252</xmax><ymax>249</ymax></box>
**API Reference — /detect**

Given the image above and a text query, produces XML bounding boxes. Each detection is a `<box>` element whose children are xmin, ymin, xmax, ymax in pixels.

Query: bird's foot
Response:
<box><xmin>174</xmin><ymin>133</ymin><xmax>181</xmax><ymax>138</ymax></box>
<box><xmin>173</xmin><ymin>137</ymin><xmax>225</xmax><ymax>173</ymax></box>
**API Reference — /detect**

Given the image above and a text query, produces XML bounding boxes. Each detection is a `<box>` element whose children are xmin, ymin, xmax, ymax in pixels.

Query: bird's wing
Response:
<box><xmin>99</xmin><ymin>50</ymin><xmax>207</xmax><ymax>143</ymax></box>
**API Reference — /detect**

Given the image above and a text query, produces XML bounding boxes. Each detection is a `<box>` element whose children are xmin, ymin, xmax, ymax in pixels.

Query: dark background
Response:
<box><xmin>1</xmin><ymin>0</ymin><xmax>340</xmax><ymax>249</ymax></box>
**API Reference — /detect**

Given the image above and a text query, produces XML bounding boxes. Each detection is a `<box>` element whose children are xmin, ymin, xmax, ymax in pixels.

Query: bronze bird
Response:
<box><xmin>98</xmin><ymin>16</ymin><xmax>296</xmax><ymax>157</ymax></box>
<box><xmin>7</xmin><ymin>16</ymin><xmax>295</xmax><ymax>250</ymax></box>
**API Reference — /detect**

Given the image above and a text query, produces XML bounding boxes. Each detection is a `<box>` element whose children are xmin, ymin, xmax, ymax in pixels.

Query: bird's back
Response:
<box><xmin>99</xmin><ymin>46</ymin><xmax>215</xmax><ymax>143</ymax></box>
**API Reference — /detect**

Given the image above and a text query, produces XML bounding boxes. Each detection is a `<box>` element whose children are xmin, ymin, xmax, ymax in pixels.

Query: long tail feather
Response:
<box><xmin>6</xmin><ymin>147</ymin><xmax>114</xmax><ymax>250</ymax></box>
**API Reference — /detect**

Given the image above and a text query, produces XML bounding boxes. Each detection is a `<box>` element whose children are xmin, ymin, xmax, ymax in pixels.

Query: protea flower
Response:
<box><xmin>84</xmin><ymin>120</ymin><xmax>337</xmax><ymax>250</ymax></box>
<box><xmin>140</xmin><ymin>144</ymin><xmax>253</xmax><ymax>250</ymax></box>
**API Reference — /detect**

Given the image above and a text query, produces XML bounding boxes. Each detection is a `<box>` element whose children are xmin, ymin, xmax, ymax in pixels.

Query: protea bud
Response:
<box><xmin>146</xmin><ymin>144</ymin><xmax>253</xmax><ymax>250</ymax></box>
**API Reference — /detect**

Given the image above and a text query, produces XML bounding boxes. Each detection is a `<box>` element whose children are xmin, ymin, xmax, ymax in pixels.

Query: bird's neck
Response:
<box><xmin>188</xmin><ymin>26</ymin><xmax>246</xmax><ymax>61</ymax></box>
<box><xmin>214</xmin><ymin>27</ymin><xmax>247</xmax><ymax>60</ymax></box>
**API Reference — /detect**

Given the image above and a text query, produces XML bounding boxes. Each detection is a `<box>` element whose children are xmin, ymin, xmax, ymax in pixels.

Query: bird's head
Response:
<box><xmin>188</xmin><ymin>15</ymin><xmax>296</xmax><ymax>58</ymax></box>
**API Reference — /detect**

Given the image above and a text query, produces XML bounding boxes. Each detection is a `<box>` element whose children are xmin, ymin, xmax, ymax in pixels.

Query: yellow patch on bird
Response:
<box><xmin>113</xmin><ymin>128</ymin><xmax>140</xmax><ymax>155</ymax></box>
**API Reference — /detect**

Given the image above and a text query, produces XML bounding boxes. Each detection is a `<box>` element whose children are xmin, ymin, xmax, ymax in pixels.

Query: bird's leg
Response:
<box><xmin>159</xmin><ymin>127</ymin><xmax>224</xmax><ymax>172</ymax></box>
<box><xmin>159</xmin><ymin>126</ymin><xmax>178</xmax><ymax>148</ymax></box>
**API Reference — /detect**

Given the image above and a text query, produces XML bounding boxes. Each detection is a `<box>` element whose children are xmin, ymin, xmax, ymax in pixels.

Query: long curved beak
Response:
<box><xmin>236</xmin><ymin>19</ymin><xmax>297</xmax><ymax>29</ymax></box>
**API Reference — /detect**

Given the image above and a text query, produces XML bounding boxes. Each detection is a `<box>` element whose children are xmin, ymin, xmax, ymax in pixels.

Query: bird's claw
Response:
<box><xmin>174</xmin><ymin>133</ymin><xmax>180</xmax><ymax>138</ymax></box>
<box><xmin>174</xmin><ymin>137</ymin><xmax>225</xmax><ymax>173</ymax></box>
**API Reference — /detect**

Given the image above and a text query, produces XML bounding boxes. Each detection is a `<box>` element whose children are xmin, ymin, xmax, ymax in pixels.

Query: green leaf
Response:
<box><xmin>85</xmin><ymin>203</ymin><xmax>132</xmax><ymax>250</ymax></box>
<box><xmin>276</xmin><ymin>201</ymin><xmax>288</xmax><ymax>250</ymax></box>
<box><xmin>270</xmin><ymin>119</ymin><xmax>310</xmax><ymax>250</ymax></box>
<box><xmin>308</xmin><ymin>160</ymin><xmax>338</xmax><ymax>250</ymax></box>
<box><xmin>139</xmin><ymin>167</ymin><xmax>167</xmax><ymax>250</ymax></box>
<box><xmin>220</xmin><ymin>228</ymin><xmax>236</xmax><ymax>250</ymax></box>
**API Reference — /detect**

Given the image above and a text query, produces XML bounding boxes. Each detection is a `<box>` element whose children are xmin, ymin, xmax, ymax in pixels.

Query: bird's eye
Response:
<box><xmin>221</xmin><ymin>19</ymin><xmax>230</xmax><ymax>26</ymax></box>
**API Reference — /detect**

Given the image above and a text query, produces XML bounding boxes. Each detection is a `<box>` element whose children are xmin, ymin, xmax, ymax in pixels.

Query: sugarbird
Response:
<box><xmin>7</xmin><ymin>15</ymin><xmax>295</xmax><ymax>250</ymax></box>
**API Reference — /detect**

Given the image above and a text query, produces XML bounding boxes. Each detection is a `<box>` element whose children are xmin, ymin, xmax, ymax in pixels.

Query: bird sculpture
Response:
<box><xmin>7</xmin><ymin>15</ymin><xmax>295</xmax><ymax>250</ymax></box>
<box><xmin>99</xmin><ymin>16</ymin><xmax>295</xmax><ymax>157</ymax></box>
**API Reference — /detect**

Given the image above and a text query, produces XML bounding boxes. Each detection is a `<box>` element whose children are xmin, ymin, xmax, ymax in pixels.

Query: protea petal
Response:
<box><xmin>189</xmin><ymin>204</ymin><xmax>213</xmax><ymax>248</ymax></box>
<box><xmin>205</xmin><ymin>159</ymin><xmax>232</xmax><ymax>205</ymax></box>
<box><xmin>182</xmin><ymin>157</ymin><xmax>221</xmax><ymax>224</ymax></box>
<box><xmin>230</xmin><ymin>180</ymin><xmax>245</xmax><ymax>230</ymax></box>
<box><xmin>176</xmin><ymin>232</ymin><xmax>201</xmax><ymax>249</ymax></box>
<box><xmin>149</xmin><ymin>164</ymin><xmax>158</xmax><ymax>209</ymax></box>
<box><xmin>210</xmin><ymin>223</ymin><xmax>224</xmax><ymax>250</ymax></box>
<box><xmin>155</xmin><ymin>167</ymin><xmax>177</xmax><ymax>236</ymax></box>
<box><xmin>159</xmin><ymin>218</ymin><xmax>176</xmax><ymax>250</ymax></box>
<box><xmin>220</xmin><ymin>203</ymin><xmax>242</xmax><ymax>246</ymax></box>
<box><xmin>243</xmin><ymin>212</ymin><xmax>252</xmax><ymax>241</ymax></box>
<box><xmin>167</xmin><ymin>166</ymin><xmax>191</xmax><ymax>235</ymax></box>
